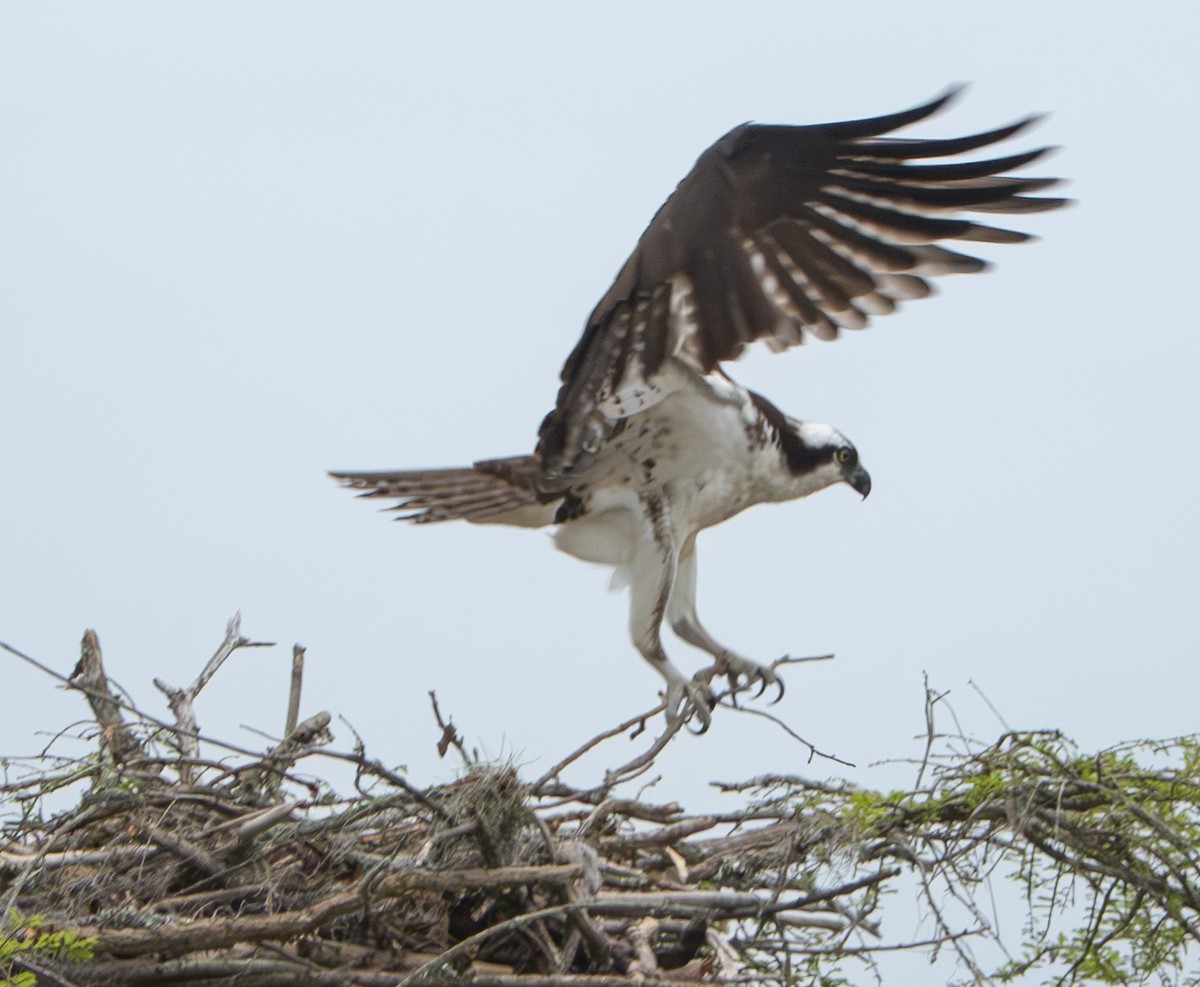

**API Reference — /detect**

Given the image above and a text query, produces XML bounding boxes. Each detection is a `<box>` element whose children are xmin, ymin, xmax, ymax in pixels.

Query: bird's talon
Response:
<box><xmin>663</xmin><ymin>676</ymin><xmax>714</xmax><ymax>731</ymax></box>
<box><xmin>713</xmin><ymin>654</ymin><xmax>784</xmax><ymax>706</ymax></box>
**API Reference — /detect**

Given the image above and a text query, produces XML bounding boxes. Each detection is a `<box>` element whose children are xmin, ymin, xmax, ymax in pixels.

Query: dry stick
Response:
<box><xmin>738</xmin><ymin>926</ymin><xmax>986</xmax><ymax>957</ymax></box>
<box><xmin>152</xmin><ymin>612</ymin><xmax>275</xmax><ymax>781</ymax></box>
<box><xmin>399</xmin><ymin>876</ymin><xmax>865</xmax><ymax>987</ymax></box>
<box><xmin>1</xmin><ymin>635</ymin><xmax>435</xmax><ymax>812</ymax></box>
<box><xmin>86</xmin><ymin>864</ymin><xmax>582</xmax><ymax>959</ymax></box>
<box><xmin>316</xmin><ymin>745</ymin><xmax>450</xmax><ymax>821</ymax></box>
<box><xmin>0</xmin><ymin>635</ymin><xmax>268</xmax><ymax>763</ymax></box>
<box><xmin>78</xmin><ymin>955</ymin><xmax>414</xmax><ymax>987</ymax></box>
<box><xmin>596</xmin><ymin>814</ymin><xmax>717</xmax><ymax>849</ymax></box>
<box><xmin>242</xmin><ymin>712</ymin><xmax>334</xmax><ymax>798</ymax></box>
<box><xmin>67</xmin><ymin>629</ymin><xmax>150</xmax><ymax>768</ymax></box>
<box><xmin>0</xmin><ymin>845</ymin><xmax>163</xmax><ymax>876</ymax></box>
<box><xmin>913</xmin><ymin>672</ymin><xmax>950</xmax><ymax>794</ymax></box>
<box><xmin>705</xmin><ymin>652</ymin><xmax>834</xmax><ymax>703</ymax></box>
<box><xmin>761</xmin><ymin>867</ymin><xmax>902</xmax><ymax>918</ymax></box>
<box><xmin>601</xmin><ymin>713</ymin><xmax>688</xmax><ymax>790</ymax></box>
<box><xmin>146</xmin><ymin>883</ymin><xmax>273</xmax><ymax>915</ymax></box>
<box><xmin>440</xmin><ymin>978</ymin><xmax>703</xmax><ymax>987</ymax></box>
<box><xmin>531</xmin><ymin>701</ymin><xmax>666</xmax><ymax>793</ymax></box>
<box><xmin>726</xmin><ymin>704</ymin><xmax>854</xmax><ymax>767</ymax></box>
<box><xmin>396</xmin><ymin>901</ymin><xmax>579</xmax><ymax>986</ymax></box>
<box><xmin>428</xmin><ymin>690</ymin><xmax>470</xmax><ymax>764</ymax></box>
<box><xmin>233</xmin><ymin>802</ymin><xmax>301</xmax><ymax>848</ymax></box>
<box><xmin>561</xmin><ymin>889</ymin><xmax>622</xmax><ymax>974</ymax></box>
<box><xmin>535</xmin><ymin>658</ymin><xmax>838</xmax><ymax>796</ymax></box>
<box><xmin>627</xmin><ymin>915</ymin><xmax>659</xmax><ymax>976</ymax></box>
<box><xmin>142</xmin><ymin>828</ymin><xmax>225</xmax><ymax>878</ymax></box>
<box><xmin>590</xmin><ymin>888</ymin><xmax>766</xmax><ymax>915</ymax></box>
<box><xmin>285</xmin><ymin>644</ymin><xmax>305</xmax><ymax>738</ymax></box>
<box><xmin>9</xmin><ymin>954</ymin><xmax>82</xmax><ymax>987</ymax></box>
<box><xmin>538</xmin><ymin>790</ymin><xmax>683</xmax><ymax>824</ymax></box>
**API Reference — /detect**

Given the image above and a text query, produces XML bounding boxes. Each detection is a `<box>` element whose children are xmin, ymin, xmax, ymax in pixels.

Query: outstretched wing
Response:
<box><xmin>537</xmin><ymin>87</ymin><xmax>1066</xmax><ymax>475</ymax></box>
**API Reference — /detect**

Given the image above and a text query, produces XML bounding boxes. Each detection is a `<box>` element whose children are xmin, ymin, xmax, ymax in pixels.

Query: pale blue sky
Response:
<box><xmin>2</xmin><ymin>4</ymin><xmax>1198</xmax><ymax>812</ymax></box>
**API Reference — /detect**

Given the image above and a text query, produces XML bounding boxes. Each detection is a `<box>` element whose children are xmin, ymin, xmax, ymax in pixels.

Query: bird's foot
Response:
<box><xmin>710</xmin><ymin>652</ymin><xmax>785</xmax><ymax>704</ymax></box>
<box><xmin>661</xmin><ymin>669</ymin><xmax>715</xmax><ymax>733</ymax></box>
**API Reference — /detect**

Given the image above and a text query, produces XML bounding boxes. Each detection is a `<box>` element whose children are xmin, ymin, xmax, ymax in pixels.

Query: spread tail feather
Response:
<box><xmin>330</xmin><ymin>455</ymin><xmax>559</xmax><ymax>527</ymax></box>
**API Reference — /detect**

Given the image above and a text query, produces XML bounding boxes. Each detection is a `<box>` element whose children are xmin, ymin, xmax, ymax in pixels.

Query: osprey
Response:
<box><xmin>333</xmin><ymin>89</ymin><xmax>1064</xmax><ymax>727</ymax></box>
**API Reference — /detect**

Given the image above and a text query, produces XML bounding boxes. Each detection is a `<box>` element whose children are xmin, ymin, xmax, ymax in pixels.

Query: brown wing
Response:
<box><xmin>537</xmin><ymin>87</ymin><xmax>1066</xmax><ymax>475</ymax></box>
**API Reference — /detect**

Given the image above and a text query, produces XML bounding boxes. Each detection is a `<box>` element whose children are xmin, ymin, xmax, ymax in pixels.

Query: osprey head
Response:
<box><xmin>749</xmin><ymin>391</ymin><xmax>871</xmax><ymax>500</ymax></box>
<box><xmin>785</xmin><ymin>419</ymin><xmax>872</xmax><ymax>500</ymax></box>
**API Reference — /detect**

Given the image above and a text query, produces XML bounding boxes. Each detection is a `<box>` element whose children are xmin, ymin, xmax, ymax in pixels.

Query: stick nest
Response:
<box><xmin>0</xmin><ymin>620</ymin><xmax>884</xmax><ymax>987</ymax></box>
<box><xmin>6</xmin><ymin>618</ymin><xmax>1200</xmax><ymax>985</ymax></box>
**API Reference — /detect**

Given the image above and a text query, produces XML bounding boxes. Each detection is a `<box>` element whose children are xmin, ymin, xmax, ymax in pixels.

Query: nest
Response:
<box><xmin>10</xmin><ymin>618</ymin><xmax>1198</xmax><ymax>984</ymax></box>
<box><xmin>0</xmin><ymin>619</ymin><xmax>887</xmax><ymax>986</ymax></box>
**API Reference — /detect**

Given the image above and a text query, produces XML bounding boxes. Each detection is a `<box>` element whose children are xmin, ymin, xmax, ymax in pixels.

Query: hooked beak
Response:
<box><xmin>848</xmin><ymin>465</ymin><xmax>871</xmax><ymax>500</ymax></box>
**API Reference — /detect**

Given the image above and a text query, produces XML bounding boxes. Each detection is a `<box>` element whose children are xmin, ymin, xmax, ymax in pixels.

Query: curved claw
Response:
<box><xmin>715</xmin><ymin>653</ymin><xmax>785</xmax><ymax>705</ymax></box>
<box><xmin>664</xmin><ymin>676</ymin><xmax>715</xmax><ymax>732</ymax></box>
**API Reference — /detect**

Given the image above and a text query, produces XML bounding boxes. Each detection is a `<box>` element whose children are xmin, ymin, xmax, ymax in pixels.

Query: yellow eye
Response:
<box><xmin>836</xmin><ymin>447</ymin><xmax>855</xmax><ymax>466</ymax></box>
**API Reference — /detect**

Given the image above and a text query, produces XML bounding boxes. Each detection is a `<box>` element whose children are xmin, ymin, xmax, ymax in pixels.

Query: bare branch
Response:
<box><xmin>285</xmin><ymin>644</ymin><xmax>306</xmax><ymax>738</ymax></box>
<box><xmin>66</xmin><ymin>629</ymin><xmax>150</xmax><ymax>770</ymax></box>
<box><xmin>152</xmin><ymin>613</ymin><xmax>274</xmax><ymax>780</ymax></box>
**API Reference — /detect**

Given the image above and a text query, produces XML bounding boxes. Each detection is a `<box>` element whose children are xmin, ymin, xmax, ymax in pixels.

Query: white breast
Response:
<box><xmin>553</xmin><ymin>365</ymin><xmax>787</xmax><ymax>570</ymax></box>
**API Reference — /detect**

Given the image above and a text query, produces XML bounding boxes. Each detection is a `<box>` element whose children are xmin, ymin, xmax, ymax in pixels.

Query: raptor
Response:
<box><xmin>333</xmin><ymin>89</ymin><xmax>1065</xmax><ymax>726</ymax></box>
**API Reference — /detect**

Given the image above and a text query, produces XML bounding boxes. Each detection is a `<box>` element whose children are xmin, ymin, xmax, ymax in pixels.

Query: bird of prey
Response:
<box><xmin>332</xmin><ymin>88</ymin><xmax>1065</xmax><ymax>727</ymax></box>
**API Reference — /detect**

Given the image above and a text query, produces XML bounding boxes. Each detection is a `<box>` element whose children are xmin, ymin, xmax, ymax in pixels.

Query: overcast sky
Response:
<box><xmin>2</xmin><ymin>3</ymin><xmax>1198</xmax><ymax>839</ymax></box>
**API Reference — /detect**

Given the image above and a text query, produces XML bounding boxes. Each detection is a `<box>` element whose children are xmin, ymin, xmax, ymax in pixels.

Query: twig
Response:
<box><xmin>397</xmin><ymin>902</ymin><xmax>578</xmax><ymax>985</ymax></box>
<box><xmin>914</xmin><ymin>672</ymin><xmax>950</xmax><ymax>794</ymax></box>
<box><xmin>233</xmin><ymin>802</ymin><xmax>300</xmax><ymax>848</ymax></box>
<box><xmin>599</xmin><ymin>713</ymin><xmax>688</xmax><ymax>792</ymax></box>
<box><xmin>152</xmin><ymin>613</ymin><xmax>273</xmax><ymax>781</ymax></box>
<box><xmin>725</xmin><ymin>703</ymin><xmax>855</xmax><ymax>768</ymax></box>
<box><xmin>86</xmin><ymin>865</ymin><xmax>582</xmax><ymax>959</ymax></box>
<box><xmin>66</xmin><ymin>629</ymin><xmax>151</xmax><ymax>769</ymax></box>
<box><xmin>9</xmin><ymin>954</ymin><xmax>83</xmax><ymax>987</ymax></box>
<box><xmin>763</xmin><ymin>867</ymin><xmax>903</xmax><ymax>917</ymax></box>
<box><xmin>0</xmin><ymin>845</ymin><xmax>160</xmax><ymax>876</ymax></box>
<box><xmin>966</xmin><ymin>677</ymin><xmax>1013</xmax><ymax>735</ymax></box>
<box><xmin>590</xmin><ymin>889</ymin><xmax>766</xmax><ymax>915</ymax></box>
<box><xmin>627</xmin><ymin>915</ymin><xmax>659</xmax><ymax>975</ymax></box>
<box><xmin>285</xmin><ymin>644</ymin><xmax>306</xmax><ymax>738</ymax></box>
<box><xmin>143</xmin><ymin>827</ymin><xmax>224</xmax><ymax>878</ymax></box>
<box><xmin>531</xmin><ymin>701</ymin><xmax>666</xmax><ymax>793</ymax></box>
<box><xmin>410</xmin><ymin>974</ymin><xmax>643</xmax><ymax>987</ymax></box>
<box><xmin>428</xmin><ymin>690</ymin><xmax>471</xmax><ymax>765</ymax></box>
<box><xmin>317</xmin><ymin>744</ymin><xmax>450</xmax><ymax>822</ymax></box>
<box><xmin>1</xmin><ymin>634</ymin><xmax>311</xmax><ymax>767</ymax></box>
<box><xmin>240</xmin><ymin>712</ymin><xmax>334</xmax><ymax>799</ymax></box>
<box><xmin>737</xmin><ymin>926</ymin><xmax>986</xmax><ymax>956</ymax></box>
<box><xmin>76</xmin><ymin>954</ymin><xmax>411</xmax><ymax>986</ymax></box>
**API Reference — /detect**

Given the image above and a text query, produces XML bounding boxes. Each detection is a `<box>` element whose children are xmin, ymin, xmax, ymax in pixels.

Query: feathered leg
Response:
<box><xmin>626</xmin><ymin>500</ymin><xmax>712</xmax><ymax>728</ymax></box>
<box><xmin>666</xmin><ymin>535</ymin><xmax>783</xmax><ymax>702</ymax></box>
